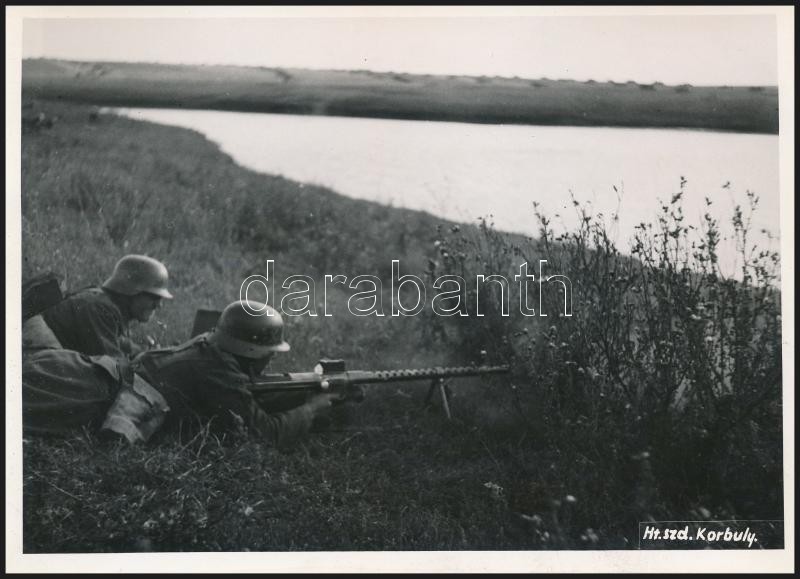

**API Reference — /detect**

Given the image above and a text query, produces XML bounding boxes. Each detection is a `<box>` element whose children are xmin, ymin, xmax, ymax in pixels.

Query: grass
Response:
<box><xmin>22</xmin><ymin>58</ymin><xmax>779</xmax><ymax>134</ymax></box>
<box><xmin>24</xmin><ymin>411</ymin><xmax>550</xmax><ymax>552</ymax></box>
<box><xmin>19</xmin><ymin>100</ymin><xmax>784</xmax><ymax>553</ymax></box>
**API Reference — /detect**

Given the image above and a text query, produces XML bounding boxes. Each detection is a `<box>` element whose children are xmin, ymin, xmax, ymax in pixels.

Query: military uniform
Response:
<box><xmin>36</xmin><ymin>287</ymin><xmax>139</xmax><ymax>358</ymax></box>
<box><xmin>134</xmin><ymin>334</ymin><xmax>315</xmax><ymax>446</ymax></box>
<box><xmin>22</xmin><ymin>349</ymin><xmax>128</xmax><ymax>436</ymax></box>
<box><xmin>22</xmin><ymin>348</ymin><xmax>169</xmax><ymax>442</ymax></box>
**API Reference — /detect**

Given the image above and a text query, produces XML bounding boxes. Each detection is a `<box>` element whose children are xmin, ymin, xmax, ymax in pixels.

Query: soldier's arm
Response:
<box><xmin>200</xmin><ymin>372</ymin><xmax>321</xmax><ymax>447</ymax></box>
<box><xmin>244</xmin><ymin>391</ymin><xmax>338</xmax><ymax>446</ymax></box>
<box><xmin>245</xmin><ymin>396</ymin><xmax>317</xmax><ymax>447</ymax></box>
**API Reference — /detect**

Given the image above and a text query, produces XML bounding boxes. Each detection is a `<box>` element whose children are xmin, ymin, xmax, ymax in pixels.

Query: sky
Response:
<box><xmin>15</xmin><ymin>7</ymin><xmax>782</xmax><ymax>86</ymax></box>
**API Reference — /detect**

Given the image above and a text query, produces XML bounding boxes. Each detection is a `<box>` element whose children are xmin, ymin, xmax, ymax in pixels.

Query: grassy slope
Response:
<box><xmin>20</xmin><ymin>100</ymin><xmax>783</xmax><ymax>553</ymax></box>
<box><xmin>21</xmin><ymin>100</ymin><xmax>558</xmax><ymax>552</ymax></box>
<box><xmin>22</xmin><ymin>58</ymin><xmax>779</xmax><ymax>134</ymax></box>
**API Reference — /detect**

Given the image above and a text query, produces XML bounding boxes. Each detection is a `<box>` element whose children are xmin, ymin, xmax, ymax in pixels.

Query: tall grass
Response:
<box><xmin>20</xmin><ymin>100</ymin><xmax>783</xmax><ymax>552</ymax></box>
<box><xmin>433</xmin><ymin>182</ymin><xmax>783</xmax><ymax>529</ymax></box>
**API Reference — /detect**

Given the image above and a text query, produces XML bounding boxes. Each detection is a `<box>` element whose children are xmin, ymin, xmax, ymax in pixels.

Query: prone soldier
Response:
<box><xmin>129</xmin><ymin>300</ymin><xmax>340</xmax><ymax>446</ymax></box>
<box><xmin>22</xmin><ymin>298</ymin><xmax>506</xmax><ymax>444</ymax></box>
<box><xmin>22</xmin><ymin>255</ymin><xmax>173</xmax><ymax>358</ymax></box>
<box><xmin>22</xmin><ymin>300</ymin><xmax>342</xmax><ymax>447</ymax></box>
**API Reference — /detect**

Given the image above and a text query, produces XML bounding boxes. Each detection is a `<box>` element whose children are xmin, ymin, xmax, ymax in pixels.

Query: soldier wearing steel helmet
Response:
<box><xmin>131</xmin><ymin>300</ymin><xmax>338</xmax><ymax>446</ymax></box>
<box><xmin>26</xmin><ymin>254</ymin><xmax>173</xmax><ymax>358</ymax></box>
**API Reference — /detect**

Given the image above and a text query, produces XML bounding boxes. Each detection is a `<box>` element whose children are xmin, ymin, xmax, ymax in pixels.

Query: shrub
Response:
<box><xmin>434</xmin><ymin>183</ymin><xmax>783</xmax><ymax>524</ymax></box>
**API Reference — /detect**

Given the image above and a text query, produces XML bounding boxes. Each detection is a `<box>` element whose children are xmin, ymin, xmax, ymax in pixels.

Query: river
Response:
<box><xmin>110</xmin><ymin>108</ymin><xmax>780</xmax><ymax>276</ymax></box>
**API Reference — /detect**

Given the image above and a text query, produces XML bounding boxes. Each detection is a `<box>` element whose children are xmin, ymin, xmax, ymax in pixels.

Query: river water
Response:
<box><xmin>111</xmin><ymin>107</ymin><xmax>780</xmax><ymax>275</ymax></box>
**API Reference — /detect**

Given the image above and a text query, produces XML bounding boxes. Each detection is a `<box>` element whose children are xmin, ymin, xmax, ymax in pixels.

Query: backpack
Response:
<box><xmin>22</xmin><ymin>272</ymin><xmax>63</xmax><ymax>322</ymax></box>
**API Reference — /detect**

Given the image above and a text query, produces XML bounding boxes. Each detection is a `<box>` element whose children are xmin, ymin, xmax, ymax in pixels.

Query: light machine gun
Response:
<box><xmin>249</xmin><ymin>359</ymin><xmax>510</xmax><ymax>419</ymax></box>
<box><xmin>191</xmin><ymin>308</ymin><xmax>510</xmax><ymax>419</ymax></box>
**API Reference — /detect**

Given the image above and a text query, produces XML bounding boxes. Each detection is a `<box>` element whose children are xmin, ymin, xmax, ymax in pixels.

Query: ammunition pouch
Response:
<box><xmin>101</xmin><ymin>373</ymin><xmax>170</xmax><ymax>443</ymax></box>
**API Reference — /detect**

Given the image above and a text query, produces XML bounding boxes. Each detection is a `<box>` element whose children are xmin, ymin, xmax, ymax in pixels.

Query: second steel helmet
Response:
<box><xmin>209</xmin><ymin>300</ymin><xmax>290</xmax><ymax>359</ymax></box>
<box><xmin>102</xmin><ymin>255</ymin><xmax>174</xmax><ymax>299</ymax></box>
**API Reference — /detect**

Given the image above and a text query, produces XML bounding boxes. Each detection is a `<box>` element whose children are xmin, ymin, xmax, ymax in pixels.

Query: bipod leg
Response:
<box><xmin>439</xmin><ymin>379</ymin><xmax>452</xmax><ymax>421</ymax></box>
<box><xmin>424</xmin><ymin>378</ymin><xmax>453</xmax><ymax>420</ymax></box>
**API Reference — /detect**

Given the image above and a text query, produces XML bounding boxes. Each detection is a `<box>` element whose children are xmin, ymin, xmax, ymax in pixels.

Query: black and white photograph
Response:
<box><xmin>6</xmin><ymin>5</ymin><xmax>794</xmax><ymax>573</ymax></box>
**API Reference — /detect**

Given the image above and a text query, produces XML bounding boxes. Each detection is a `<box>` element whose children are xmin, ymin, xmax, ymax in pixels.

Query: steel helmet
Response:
<box><xmin>209</xmin><ymin>300</ymin><xmax>290</xmax><ymax>359</ymax></box>
<box><xmin>102</xmin><ymin>255</ymin><xmax>174</xmax><ymax>299</ymax></box>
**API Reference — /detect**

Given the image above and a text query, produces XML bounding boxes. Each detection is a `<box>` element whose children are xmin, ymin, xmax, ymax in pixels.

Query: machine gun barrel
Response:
<box><xmin>248</xmin><ymin>364</ymin><xmax>510</xmax><ymax>394</ymax></box>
